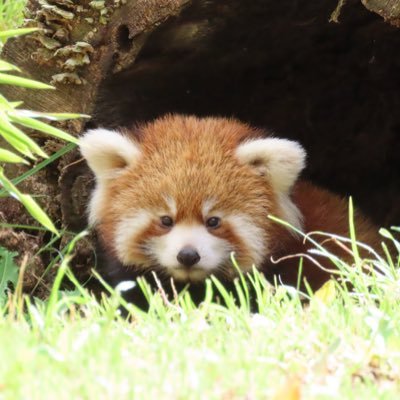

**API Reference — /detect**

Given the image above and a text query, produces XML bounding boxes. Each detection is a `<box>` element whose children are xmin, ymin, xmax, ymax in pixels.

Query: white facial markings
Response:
<box><xmin>110</xmin><ymin>205</ymin><xmax>270</xmax><ymax>281</ymax></box>
<box><xmin>276</xmin><ymin>193</ymin><xmax>304</xmax><ymax>234</ymax></box>
<box><xmin>114</xmin><ymin>210</ymin><xmax>153</xmax><ymax>265</ymax></box>
<box><xmin>226</xmin><ymin>214</ymin><xmax>266</xmax><ymax>269</ymax></box>
<box><xmin>202</xmin><ymin>198</ymin><xmax>217</xmax><ymax>218</ymax></box>
<box><xmin>88</xmin><ymin>183</ymin><xmax>106</xmax><ymax>226</ymax></box>
<box><xmin>163</xmin><ymin>196</ymin><xmax>177</xmax><ymax>217</ymax></box>
<box><xmin>152</xmin><ymin>224</ymin><xmax>232</xmax><ymax>274</ymax></box>
<box><xmin>169</xmin><ymin>268</ymin><xmax>210</xmax><ymax>282</ymax></box>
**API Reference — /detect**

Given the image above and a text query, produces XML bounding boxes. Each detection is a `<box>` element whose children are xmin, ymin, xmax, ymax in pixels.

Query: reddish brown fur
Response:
<box><xmin>93</xmin><ymin>114</ymin><xmax>380</xmax><ymax>291</ymax></box>
<box><xmin>264</xmin><ymin>181</ymin><xmax>380</xmax><ymax>289</ymax></box>
<box><xmin>97</xmin><ymin>115</ymin><xmax>276</xmax><ymax>254</ymax></box>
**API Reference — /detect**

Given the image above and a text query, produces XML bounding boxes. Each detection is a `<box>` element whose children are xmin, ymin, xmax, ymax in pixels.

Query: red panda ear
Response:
<box><xmin>235</xmin><ymin>138</ymin><xmax>306</xmax><ymax>193</ymax></box>
<box><xmin>79</xmin><ymin>128</ymin><xmax>141</xmax><ymax>180</ymax></box>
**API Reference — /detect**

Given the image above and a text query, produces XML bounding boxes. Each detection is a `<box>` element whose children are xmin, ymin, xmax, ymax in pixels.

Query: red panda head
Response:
<box><xmin>80</xmin><ymin>115</ymin><xmax>305</xmax><ymax>282</ymax></box>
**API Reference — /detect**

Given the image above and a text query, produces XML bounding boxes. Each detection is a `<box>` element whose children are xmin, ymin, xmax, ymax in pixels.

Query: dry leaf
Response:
<box><xmin>272</xmin><ymin>377</ymin><xmax>301</xmax><ymax>400</ymax></box>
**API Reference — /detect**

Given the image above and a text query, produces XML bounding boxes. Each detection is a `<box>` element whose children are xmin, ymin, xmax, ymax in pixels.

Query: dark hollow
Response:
<box><xmin>116</xmin><ymin>24</ymin><xmax>134</xmax><ymax>52</ymax></box>
<box><xmin>93</xmin><ymin>0</ymin><xmax>400</xmax><ymax>227</ymax></box>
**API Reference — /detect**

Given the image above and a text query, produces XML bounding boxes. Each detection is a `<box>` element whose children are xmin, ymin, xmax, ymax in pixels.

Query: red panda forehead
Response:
<box><xmin>121</xmin><ymin>160</ymin><xmax>270</xmax><ymax>211</ymax></box>
<box><xmin>139</xmin><ymin>114</ymin><xmax>262</xmax><ymax>151</ymax></box>
<box><xmin>108</xmin><ymin>152</ymin><xmax>274</xmax><ymax>225</ymax></box>
<box><xmin>118</xmin><ymin>163</ymin><xmax>274</xmax><ymax>223</ymax></box>
<box><xmin>108</xmin><ymin>115</ymin><xmax>275</xmax><ymax>220</ymax></box>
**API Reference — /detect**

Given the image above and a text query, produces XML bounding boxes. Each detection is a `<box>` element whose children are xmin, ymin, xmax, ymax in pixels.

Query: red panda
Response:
<box><xmin>79</xmin><ymin>114</ymin><xmax>379</xmax><ymax>301</ymax></box>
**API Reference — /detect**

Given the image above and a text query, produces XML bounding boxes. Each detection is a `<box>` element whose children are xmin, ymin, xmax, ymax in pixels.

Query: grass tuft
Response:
<box><xmin>0</xmin><ymin>0</ymin><xmax>26</xmax><ymax>32</ymax></box>
<box><xmin>0</xmin><ymin>225</ymin><xmax>399</xmax><ymax>398</ymax></box>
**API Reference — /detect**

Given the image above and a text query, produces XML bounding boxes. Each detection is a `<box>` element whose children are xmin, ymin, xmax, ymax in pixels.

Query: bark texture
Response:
<box><xmin>362</xmin><ymin>0</ymin><xmax>400</xmax><ymax>26</ymax></box>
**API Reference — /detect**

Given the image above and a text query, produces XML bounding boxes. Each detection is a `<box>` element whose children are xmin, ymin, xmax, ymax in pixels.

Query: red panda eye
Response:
<box><xmin>160</xmin><ymin>216</ymin><xmax>174</xmax><ymax>228</ymax></box>
<box><xmin>206</xmin><ymin>217</ymin><xmax>221</xmax><ymax>229</ymax></box>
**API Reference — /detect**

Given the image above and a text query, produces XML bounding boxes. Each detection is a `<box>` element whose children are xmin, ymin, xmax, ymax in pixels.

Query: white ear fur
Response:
<box><xmin>235</xmin><ymin>138</ymin><xmax>306</xmax><ymax>193</ymax></box>
<box><xmin>79</xmin><ymin>128</ymin><xmax>141</xmax><ymax>180</ymax></box>
<box><xmin>236</xmin><ymin>138</ymin><xmax>305</xmax><ymax>231</ymax></box>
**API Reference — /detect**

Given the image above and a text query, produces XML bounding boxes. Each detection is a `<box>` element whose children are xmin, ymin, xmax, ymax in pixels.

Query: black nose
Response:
<box><xmin>177</xmin><ymin>246</ymin><xmax>200</xmax><ymax>267</ymax></box>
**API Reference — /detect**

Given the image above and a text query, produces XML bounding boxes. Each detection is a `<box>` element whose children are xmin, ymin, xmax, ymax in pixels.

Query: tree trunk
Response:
<box><xmin>361</xmin><ymin>0</ymin><xmax>400</xmax><ymax>26</ymax></box>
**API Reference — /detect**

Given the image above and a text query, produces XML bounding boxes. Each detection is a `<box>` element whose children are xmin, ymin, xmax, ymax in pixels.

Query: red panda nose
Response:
<box><xmin>177</xmin><ymin>246</ymin><xmax>201</xmax><ymax>267</ymax></box>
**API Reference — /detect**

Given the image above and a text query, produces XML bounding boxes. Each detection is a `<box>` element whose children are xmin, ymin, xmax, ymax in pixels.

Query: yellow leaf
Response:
<box><xmin>272</xmin><ymin>377</ymin><xmax>301</xmax><ymax>400</ymax></box>
<box><xmin>314</xmin><ymin>280</ymin><xmax>336</xmax><ymax>305</ymax></box>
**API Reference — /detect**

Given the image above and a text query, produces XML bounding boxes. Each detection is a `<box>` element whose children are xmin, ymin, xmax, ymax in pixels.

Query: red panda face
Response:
<box><xmin>80</xmin><ymin>115</ymin><xmax>305</xmax><ymax>282</ymax></box>
<box><xmin>107</xmin><ymin>191</ymin><xmax>269</xmax><ymax>282</ymax></box>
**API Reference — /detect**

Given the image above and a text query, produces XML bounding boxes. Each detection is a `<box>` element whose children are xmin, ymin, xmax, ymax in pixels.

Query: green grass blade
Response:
<box><xmin>45</xmin><ymin>256</ymin><xmax>70</xmax><ymax>322</ymax></box>
<box><xmin>0</xmin><ymin>247</ymin><xmax>19</xmax><ymax>306</ymax></box>
<box><xmin>0</xmin><ymin>27</ymin><xmax>38</xmax><ymax>40</ymax></box>
<box><xmin>379</xmin><ymin>228</ymin><xmax>400</xmax><ymax>256</ymax></box>
<box><xmin>348</xmin><ymin>197</ymin><xmax>361</xmax><ymax>266</ymax></box>
<box><xmin>0</xmin><ymin>148</ymin><xmax>28</xmax><ymax>164</ymax></box>
<box><xmin>0</xmin><ymin>143</ymin><xmax>76</xmax><ymax>197</ymax></box>
<box><xmin>18</xmin><ymin>194</ymin><xmax>59</xmax><ymax>236</ymax></box>
<box><xmin>0</xmin><ymin>168</ymin><xmax>59</xmax><ymax>236</ymax></box>
<box><xmin>17</xmin><ymin>110</ymin><xmax>91</xmax><ymax>121</ymax></box>
<box><xmin>0</xmin><ymin>124</ymin><xmax>35</xmax><ymax>158</ymax></box>
<box><xmin>210</xmin><ymin>276</ymin><xmax>236</xmax><ymax>309</ymax></box>
<box><xmin>0</xmin><ymin>93</ymin><xmax>21</xmax><ymax>109</ymax></box>
<box><xmin>0</xmin><ymin>60</ymin><xmax>20</xmax><ymax>72</ymax></box>
<box><xmin>0</xmin><ymin>72</ymin><xmax>54</xmax><ymax>90</ymax></box>
<box><xmin>24</xmin><ymin>142</ymin><xmax>73</xmax><ymax>182</ymax></box>
<box><xmin>9</xmin><ymin>113</ymin><xmax>78</xmax><ymax>144</ymax></box>
<box><xmin>0</xmin><ymin>111</ymin><xmax>47</xmax><ymax>158</ymax></box>
<box><xmin>0</xmin><ymin>223</ymin><xmax>48</xmax><ymax>231</ymax></box>
<box><xmin>230</xmin><ymin>252</ymin><xmax>250</xmax><ymax>309</ymax></box>
<box><xmin>9</xmin><ymin>101</ymin><xmax>23</xmax><ymax>108</ymax></box>
<box><xmin>233</xmin><ymin>279</ymin><xmax>248</xmax><ymax>310</ymax></box>
<box><xmin>91</xmin><ymin>269</ymin><xmax>140</xmax><ymax>316</ymax></box>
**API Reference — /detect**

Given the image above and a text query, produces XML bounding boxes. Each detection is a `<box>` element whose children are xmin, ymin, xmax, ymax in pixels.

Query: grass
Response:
<box><xmin>0</xmin><ymin>227</ymin><xmax>399</xmax><ymax>400</ymax></box>
<box><xmin>1</xmin><ymin>299</ymin><xmax>397</xmax><ymax>400</ymax></box>
<box><xmin>0</xmin><ymin>0</ymin><xmax>26</xmax><ymax>32</ymax></box>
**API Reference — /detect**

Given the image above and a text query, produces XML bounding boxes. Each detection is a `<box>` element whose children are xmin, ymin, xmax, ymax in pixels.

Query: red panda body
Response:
<box><xmin>80</xmin><ymin>114</ymin><xmax>379</xmax><ymax>300</ymax></box>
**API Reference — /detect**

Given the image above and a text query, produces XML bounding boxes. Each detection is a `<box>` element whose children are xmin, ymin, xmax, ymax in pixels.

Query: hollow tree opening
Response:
<box><xmin>94</xmin><ymin>0</ymin><xmax>400</xmax><ymax>227</ymax></box>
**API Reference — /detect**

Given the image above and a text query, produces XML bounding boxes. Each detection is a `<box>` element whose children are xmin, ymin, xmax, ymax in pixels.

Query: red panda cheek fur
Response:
<box><xmin>81</xmin><ymin>114</ymin><xmax>380</xmax><ymax>293</ymax></box>
<box><xmin>214</xmin><ymin>220</ymin><xmax>263</xmax><ymax>275</ymax></box>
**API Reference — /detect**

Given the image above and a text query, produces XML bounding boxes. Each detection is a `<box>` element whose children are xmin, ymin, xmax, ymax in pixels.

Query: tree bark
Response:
<box><xmin>361</xmin><ymin>0</ymin><xmax>400</xmax><ymax>26</ymax></box>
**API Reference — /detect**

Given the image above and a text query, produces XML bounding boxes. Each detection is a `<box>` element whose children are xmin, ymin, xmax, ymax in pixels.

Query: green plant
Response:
<box><xmin>0</xmin><ymin>226</ymin><xmax>399</xmax><ymax>399</ymax></box>
<box><xmin>0</xmin><ymin>28</ymin><xmax>88</xmax><ymax>235</ymax></box>
<box><xmin>0</xmin><ymin>246</ymin><xmax>18</xmax><ymax>306</ymax></box>
<box><xmin>0</xmin><ymin>0</ymin><xmax>26</xmax><ymax>32</ymax></box>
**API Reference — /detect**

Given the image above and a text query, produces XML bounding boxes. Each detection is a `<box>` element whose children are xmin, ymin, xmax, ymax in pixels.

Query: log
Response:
<box><xmin>362</xmin><ymin>0</ymin><xmax>400</xmax><ymax>26</ymax></box>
